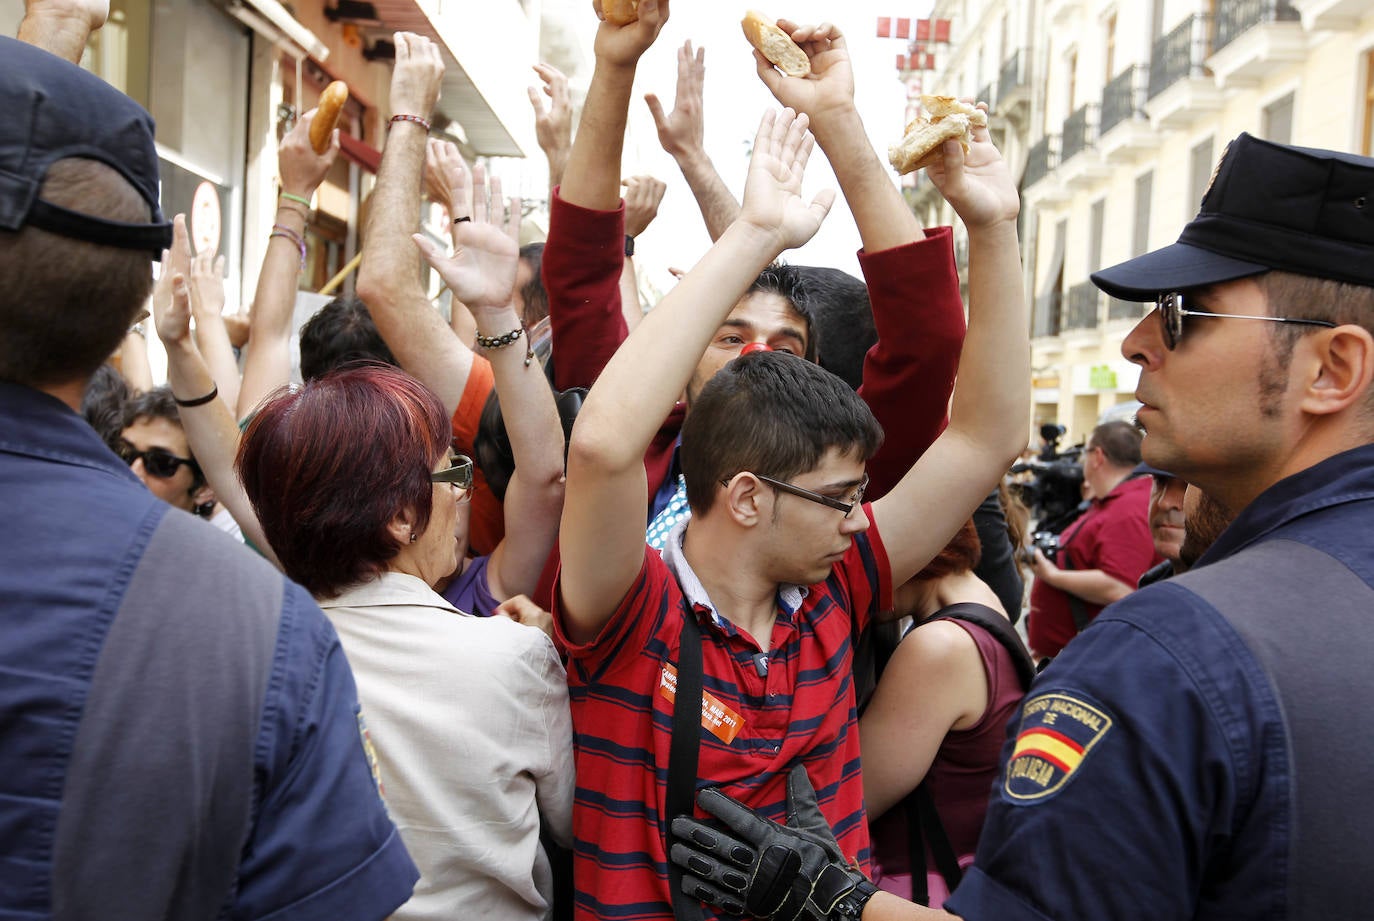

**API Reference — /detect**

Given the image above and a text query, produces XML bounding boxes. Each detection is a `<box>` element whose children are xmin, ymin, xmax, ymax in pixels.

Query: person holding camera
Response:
<box><xmin>1025</xmin><ymin>420</ymin><xmax>1160</xmax><ymax>659</ymax></box>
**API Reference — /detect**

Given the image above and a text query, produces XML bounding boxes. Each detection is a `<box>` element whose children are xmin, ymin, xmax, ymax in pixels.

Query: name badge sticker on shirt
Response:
<box><xmin>660</xmin><ymin>664</ymin><xmax>745</xmax><ymax>744</ymax></box>
<box><xmin>1004</xmin><ymin>692</ymin><xmax>1113</xmax><ymax>803</ymax></box>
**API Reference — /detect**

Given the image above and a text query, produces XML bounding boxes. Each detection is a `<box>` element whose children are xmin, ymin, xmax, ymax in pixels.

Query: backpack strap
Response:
<box><xmin>667</xmin><ymin>608</ymin><xmax>706</xmax><ymax>921</ymax></box>
<box><xmin>899</xmin><ymin>603</ymin><xmax>1035</xmax><ymax>903</ymax></box>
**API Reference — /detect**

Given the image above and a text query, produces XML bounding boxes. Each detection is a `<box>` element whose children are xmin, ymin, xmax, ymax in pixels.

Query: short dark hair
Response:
<box><xmin>124</xmin><ymin>386</ymin><xmax>204</xmax><ymax>489</ymax></box>
<box><xmin>1088</xmin><ymin>420</ymin><xmax>1143</xmax><ymax>468</ymax></box>
<box><xmin>82</xmin><ymin>363</ymin><xmax>132</xmax><ymax>453</ymax></box>
<box><xmin>298</xmin><ymin>295</ymin><xmax>398</xmax><ymax>381</ymax></box>
<box><xmin>0</xmin><ymin>159</ymin><xmax>154</xmax><ymax>388</ymax></box>
<box><xmin>518</xmin><ymin>243</ymin><xmax>550</xmax><ymax>326</ymax></box>
<box><xmin>1254</xmin><ymin>271</ymin><xmax>1374</xmax><ymax>366</ymax></box>
<box><xmin>747</xmin><ymin>263</ymin><xmax>819</xmax><ymax>363</ymax></box>
<box><xmin>681</xmin><ymin>351</ymin><xmax>883</xmax><ymax>516</ymax></box>
<box><xmin>793</xmin><ymin>266</ymin><xmax>874</xmax><ymax>390</ymax></box>
<box><xmin>237</xmin><ymin>363</ymin><xmax>450</xmax><ymax>598</ymax></box>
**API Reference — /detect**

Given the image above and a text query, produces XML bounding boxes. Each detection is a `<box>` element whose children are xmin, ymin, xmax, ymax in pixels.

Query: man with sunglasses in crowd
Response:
<box><xmin>0</xmin><ymin>10</ymin><xmax>418</xmax><ymax>917</ymax></box>
<box><xmin>668</xmin><ymin>133</ymin><xmax>1374</xmax><ymax>921</ymax></box>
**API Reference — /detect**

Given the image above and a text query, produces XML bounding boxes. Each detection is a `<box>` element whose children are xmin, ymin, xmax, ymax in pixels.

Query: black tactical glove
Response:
<box><xmin>669</xmin><ymin>764</ymin><xmax>879</xmax><ymax>921</ymax></box>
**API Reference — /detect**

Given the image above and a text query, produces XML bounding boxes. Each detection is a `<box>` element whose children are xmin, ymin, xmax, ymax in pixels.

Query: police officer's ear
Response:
<box><xmin>1298</xmin><ymin>324</ymin><xmax>1374</xmax><ymax>420</ymax></box>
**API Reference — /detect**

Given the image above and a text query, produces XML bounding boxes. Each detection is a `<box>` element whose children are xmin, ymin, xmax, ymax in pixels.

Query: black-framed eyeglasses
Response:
<box><xmin>726</xmin><ymin>472</ymin><xmax>870</xmax><ymax>518</ymax></box>
<box><xmin>431</xmin><ymin>454</ymin><xmax>474</xmax><ymax>492</ymax></box>
<box><xmin>1156</xmin><ymin>290</ymin><xmax>1336</xmax><ymax>351</ymax></box>
<box><xmin>117</xmin><ymin>439</ymin><xmax>199</xmax><ymax>480</ymax></box>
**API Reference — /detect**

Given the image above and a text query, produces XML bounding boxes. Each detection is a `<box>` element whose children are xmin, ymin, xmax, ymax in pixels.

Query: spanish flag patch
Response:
<box><xmin>1005</xmin><ymin>692</ymin><xmax>1113</xmax><ymax>802</ymax></box>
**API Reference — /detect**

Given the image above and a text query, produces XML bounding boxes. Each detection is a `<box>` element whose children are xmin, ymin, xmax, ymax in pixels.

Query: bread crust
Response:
<box><xmin>603</xmin><ymin>0</ymin><xmax>639</xmax><ymax>25</ymax></box>
<box><xmin>887</xmin><ymin>95</ymin><xmax>986</xmax><ymax>174</ymax></box>
<box><xmin>741</xmin><ymin>11</ymin><xmax>811</xmax><ymax>77</ymax></box>
<box><xmin>311</xmin><ymin>81</ymin><xmax>349</xmax><ymax>154</ymax></box>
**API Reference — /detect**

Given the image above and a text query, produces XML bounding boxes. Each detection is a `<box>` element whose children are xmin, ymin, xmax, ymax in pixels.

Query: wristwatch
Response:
<box><xmin>624</xmin><ymin>234</ymin><xmax>635</xmax><ymax>257</ymax></box>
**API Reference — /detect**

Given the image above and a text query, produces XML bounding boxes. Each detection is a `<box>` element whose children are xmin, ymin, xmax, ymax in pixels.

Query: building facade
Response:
<box><xmin>905</xmin><ymin>0</ymin><xmax>1374</xmax><ymax>444</ymax></box>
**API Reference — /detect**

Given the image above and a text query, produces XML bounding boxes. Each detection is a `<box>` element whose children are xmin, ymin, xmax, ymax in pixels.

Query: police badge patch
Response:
<box><xmin>1005</xmin><ymin>692</ymin><xmax>1113</xmax><ymax>802</ymax></box>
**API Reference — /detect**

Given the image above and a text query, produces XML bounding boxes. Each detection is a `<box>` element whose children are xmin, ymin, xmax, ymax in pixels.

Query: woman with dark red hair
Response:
<box><xmin>861</xmin><ymin>520</ymin><xmax>1033</xmax><ymax>908</ymax></box>
<box><xmin>236</xmin><ymin>174</ymin><xmax>573</xmax><ymax>919</ymax></box>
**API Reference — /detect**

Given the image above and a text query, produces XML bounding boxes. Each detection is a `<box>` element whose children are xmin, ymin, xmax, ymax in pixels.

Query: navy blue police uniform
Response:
<box><xmin>945</xmin><ymin>443</ymin><xmax>1374</xmax><ymax>920</ymax></box>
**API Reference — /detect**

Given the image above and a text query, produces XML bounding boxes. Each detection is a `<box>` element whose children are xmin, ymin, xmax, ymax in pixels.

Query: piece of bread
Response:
<box><xmin>603</xmin><ymin>0</ymin><xmax>639</xmax><ymax>25</ymax></box>
<box><xmin>310</xmin><ymin>81</ymin><xmax>349</xmax><ymax>154</ymax></box>
<box><xmin>887</xmin><ymin>95</ymin><xmax>987</xmax><ymax>174</ymax></box>
<box><xmin>741</xmin><ymin>11</ymin><xmax>811</xmax><ymax>77</ymax></box>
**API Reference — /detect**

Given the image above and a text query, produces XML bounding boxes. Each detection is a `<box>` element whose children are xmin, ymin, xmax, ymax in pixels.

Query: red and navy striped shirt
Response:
<box><xmin>552</xmin><ymin>506</ymin><xmax>892</xmax><ymax>920</ymax></box>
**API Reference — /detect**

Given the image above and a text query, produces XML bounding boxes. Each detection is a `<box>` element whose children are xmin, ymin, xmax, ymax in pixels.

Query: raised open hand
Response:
<box><xmin>925</xmin><ymin>101</ymin><xmax>1019</xmax><ymax>229</ymax></box>
<box><xmin>752</xmin><ymin>21</ymin><xmax>855</xmax><ymax>128</ymax></box>
<box><xmin>424</xmin><ymin>138</ymin><xmax>470</xmax><ymax>216</ymax></box>
<box><xmin>528</xmin><ymin>63</ymin><xmax>573</xmax><ymax>160</ymax></box>
<box><xmin>389</xmin><ymin>31</ymin><xmax>445</xmax><ymax>123</ymax></box>
<box><xmin>152</xmin><ymin>215</ymin><xmax>194</xmax><ymax>345</ymax></box>
<box><xmin>412</xmin><ymin>163</ymin><xmax>520</xmax><ymax>311</ymax></box>
<box><xmin>645</xmin><ymin>40</ymin><xmax>705</xmax><ymax>160</ymax></box>
<box><xmin>189</xmin><ymin>250</ymin><xmax>227</xmax><ymax>319</ymax></box>
<box><xmin>736</xmin><ymin>108</ymin><xmax>835</xmax><ymax>253</ymax></box>
<box><xmin>591</xmin><ymin>0</ymin><xmax>669</xmax><ymax>69</ymax></box>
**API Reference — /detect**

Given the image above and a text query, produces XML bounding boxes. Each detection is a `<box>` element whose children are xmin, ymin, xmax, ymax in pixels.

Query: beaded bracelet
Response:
<box><xmin>389</xmin><ymin>113</ymin><xmax>432</xmax><ymax>132</ymax></box>
<box><xmin>270</xmin><ymin>224</ymin><xmax>307</xmax><ymax>271</ymax></box>
<box><xmin>475</xmin><ymin>324</ymin><xmax>535</xmax><ymax>367</ymax></box>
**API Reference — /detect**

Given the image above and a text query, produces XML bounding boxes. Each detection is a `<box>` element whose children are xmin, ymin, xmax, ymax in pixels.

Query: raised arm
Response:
<box><xmin>188</xmin><ymin>248</ymin><xmax>241</xmax><ymax>412</ymax></box>
<box><xmin>757</xmin><ymin>21</ymin><xmax>965</xmax><ymax>497</ymax></box>
<box><xmin>355</xmin><ymin>32</ymin><xmax>477</xmax><ymax>418</ymax></box>
<box><xmin>528</xmin><ymin>62</ymin><xmax>573</xmax><ymax>193</ymax></box>
<box><xmin>645</xmin><ymin>41</ymin><xmax>741</xmax><ymax>242</ymax></box>
<box><xmin>870</xmin><ymin>119</ymin><xmax>1029</xmax><ymax>586</ymax></box>
<box><xmin>756</xmin><ymin>21</ymin><xmax>922</xmax><ymax>253</ymax></box>
<box><xmin>558</xmin><ymin>108</ymin><xmax>834</xmax><ymax>644</ymax></box>
<box><xmin>18</xmin><ymin>0</ymin><xmax>105</xmax><ymax>63</ymax></box>
<box><xmin>414</xmin><ymin>165</ymin><xmax>565</xmax><ymax>602</ymax></box>
<box><xmin>153</xmin><ymin>216</ymin><xmax>278</xmax><ymax>563</ymax></box>
<box><xmin>543</xmin><ymin>0</ymin><xmax>667</xmax><ymax>390</ymax></box>
<box><xmin>236</xmin><ymin>108</ymin><xmax>338</xmax><ymax>419</ymax></box>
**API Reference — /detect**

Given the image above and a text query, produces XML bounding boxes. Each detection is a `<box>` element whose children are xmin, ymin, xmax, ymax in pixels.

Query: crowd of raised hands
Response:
<box><xmin>96</xmin><ymin>3</ymin><xmax>1031</xmax><ymax>918</ymax></box>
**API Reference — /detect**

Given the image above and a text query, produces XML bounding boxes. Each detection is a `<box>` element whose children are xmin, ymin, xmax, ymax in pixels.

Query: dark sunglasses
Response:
<box><xmin>117</xmin><ymin>439</ymin><xmax>199</xmax><ymax>480</ymax></box>
<box><xmin>1156</xmin><ymin>290</ymin><xmax>1335</xmax><ymax>350</ymax></box>
<box><xmin>431</xmin><ymin>454</ymin><xmax>474</xmax><ymax>490</ymax></box>
<box><xmin>726</xmin><ymin>472</ymin><xmax>870</xmax><ymax>518</ymax></box>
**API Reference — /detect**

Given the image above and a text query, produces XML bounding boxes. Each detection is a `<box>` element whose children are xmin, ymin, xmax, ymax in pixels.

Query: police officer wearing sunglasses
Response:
<box><xmin>669</xmin><ymin>133</ymin><xmax>1374</xmax><ymax>921</ymax></box>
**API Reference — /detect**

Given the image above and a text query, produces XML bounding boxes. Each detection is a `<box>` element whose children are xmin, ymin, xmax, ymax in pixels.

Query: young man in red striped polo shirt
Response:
<box><xmin>553</xmin><ymin>52</ymin><xmax>1028</xmax><ymax>917</ymax></box>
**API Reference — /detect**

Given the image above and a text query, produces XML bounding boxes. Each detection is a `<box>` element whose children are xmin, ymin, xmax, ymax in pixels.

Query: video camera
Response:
<box><xmin>1010</xmin><ymin>423</ymin><xmax>1086</xmax><ymax>540</ymax></box>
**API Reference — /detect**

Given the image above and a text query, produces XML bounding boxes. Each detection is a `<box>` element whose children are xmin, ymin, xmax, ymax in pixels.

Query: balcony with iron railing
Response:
<box><xmin>1149</xmin><ymin>15</ymin><xmax>1209</xmax><ymax>98</ymax></box>
<box><xmin>1033</xmin><ymin>290</ymin><xmax>1063</xmax><ymax>339</ymax></box>
<box><xmin>997</xmin><ymin>50</ymin><xmax>1031</xmax><ymax>117</ymax></box>
<box><xmin>1060</xmin><ymin>103</ymin><xmax>1098</xmax><ymax>162</ymax></box>
<box><xmin>1101</xmin><ymin>65</ymin><xmax>1147</xmax><ymax>135</ymax></box>
<box><xmin>1023</xmin><ymin>134</ymin><xmax>1059</xmax><ymax>189</ymax></box>
<box><xmin>1064</xmin><ymin>281</ymin><xmax>1102</xmax><ymax>331</ymax></box>
<box><xmin>1215</xmin><ymin>0</ymin><xmax>1300</xmax><ymax>51</ymax></box>
<box><xmin>1145</xmin><ymin>14</ymin><xmax>1224</xmax><ymax>127</ymax></box>
<box><xmin>1208</xmin><ymin>0</ymin><xmax>1306</xmax><ymax>85</ymax></box>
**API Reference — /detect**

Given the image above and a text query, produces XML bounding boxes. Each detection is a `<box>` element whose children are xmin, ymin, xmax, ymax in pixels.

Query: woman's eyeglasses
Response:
<box><xmin>1156</xmin><ymin>290</ymin><xmax>1336</xmax><ymax>350</ymax></box>
<box><xmin>431</xmin><ymin>454</ymin><xmax>475</xmax><ymax>497</ymax></box>
<box><xmin>117</xmin><ymin>439</ymin><xmax>199</xmax><ymax>480</ymax></box>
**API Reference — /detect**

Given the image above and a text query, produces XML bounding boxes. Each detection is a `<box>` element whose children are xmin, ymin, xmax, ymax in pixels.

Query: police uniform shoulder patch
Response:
<box><xmin>1004</xmin><ymin>692</ymin><xmax>1113</xmax><ymax>802</ymax></box>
